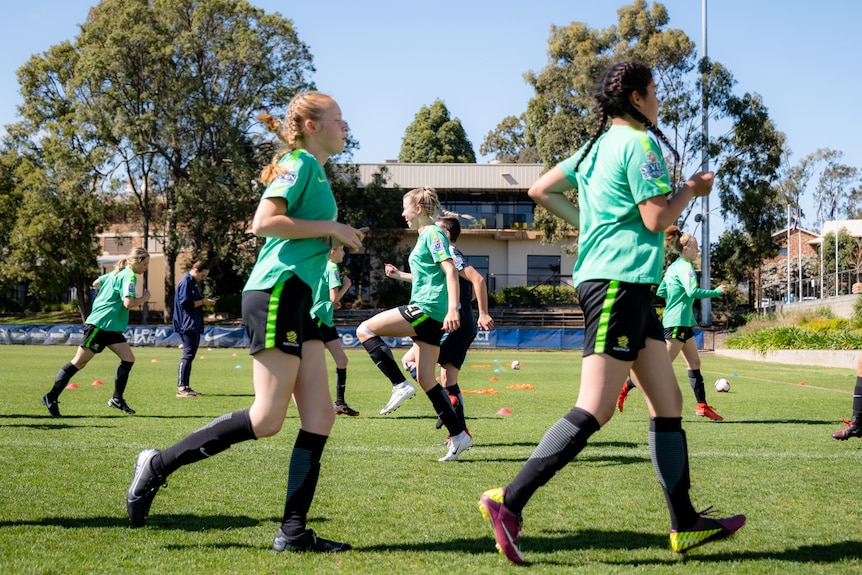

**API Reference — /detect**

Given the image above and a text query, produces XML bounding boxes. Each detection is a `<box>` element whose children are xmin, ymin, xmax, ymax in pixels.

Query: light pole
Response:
<box><xmin>700</xmin><ymin>0</ymin><xmax>712</xmax><ymax>327</ymax></box>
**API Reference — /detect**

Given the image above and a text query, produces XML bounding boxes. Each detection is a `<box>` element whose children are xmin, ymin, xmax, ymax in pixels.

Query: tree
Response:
<box><xmin>811</xmin><ymin>149</ymin><xmax>859</xmax><ymax>224</ymax></box>
<box><xmin>480</xmin><ymin>114</ymin><xmax>539</xmax><ymax>163</ymax></box>
<box><xmin>399</xmin><ymin>100</ymin><xmax>476</xmax><ymax>163</ymax></box>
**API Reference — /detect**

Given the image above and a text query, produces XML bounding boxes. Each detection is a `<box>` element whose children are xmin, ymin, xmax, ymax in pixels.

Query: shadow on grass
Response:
<box><xmin>0</xmin><ymin>514</ymin><xmax>263</xmax><ymax>531</ymax></box>
<box><xmin>713</xmin><ymin>418</ymin><xmax>837</xmax><ymax>426</ymax></box>
<box><xmin>359</xmin><ymin>529</ymin><xmax>861</xmax><ymax>566</ymax></box>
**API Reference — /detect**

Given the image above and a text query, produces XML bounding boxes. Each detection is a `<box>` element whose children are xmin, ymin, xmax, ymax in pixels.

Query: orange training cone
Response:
<box><xmin>91</xmin><ymin>380</ymin><xmax>103</xmax><ymax>386</ymax></box>
<box><xmin>66</xmin><ymin>383</ymin><xmax>79</xmax><ymax>389</ymax></box>
<box><xmin>496</xmin><ymin>407</ymin><xmax>512</xmax><ymax>415</ymax></box>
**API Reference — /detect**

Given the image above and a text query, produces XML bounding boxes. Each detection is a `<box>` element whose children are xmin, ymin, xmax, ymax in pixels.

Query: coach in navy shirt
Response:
<box><xmin>173</xmin><ymin>261</ymin><xmax>215</xmax><ymax>397</ymax></box>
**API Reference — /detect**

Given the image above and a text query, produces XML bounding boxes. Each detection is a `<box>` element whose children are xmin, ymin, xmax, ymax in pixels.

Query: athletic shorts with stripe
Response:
<box><xmin>81</xmin><ymin>324</ymin><xmax>127</xmax><ymax>353</ymax></box>
<box><xmin>664</xmin><ymin>325</ymin><xmax>695</xmax><ymax>343</ymax></box>
<box><xmin>398</xmin><ymin>304</ymin><xmax>445</xmax><ymax>346</ymax></box>
<box><xmin>579</xmin><ymin>280</ymin><xmax>664</xmax><ymax>362</ymax></box>
<box><xmin>243</xmin><ymin>275</ymin><xmax>323</xmax><ymax>357</ymax></box>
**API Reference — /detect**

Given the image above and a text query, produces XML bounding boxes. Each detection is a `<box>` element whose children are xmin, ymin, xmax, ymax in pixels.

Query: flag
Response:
<box><xmin>791</xmin><ymin>205</ymin><xmax>800</xmax><ymax>231</ymax></box>
<box><xmin>815</xmin><ymin>196</ymin><xmax>822</xmax><ymax>222</ymax></box>
<box><xmin>829</xmin><ymin>195</ymin><xmax>838</xmax><ymax>220</ymax></box>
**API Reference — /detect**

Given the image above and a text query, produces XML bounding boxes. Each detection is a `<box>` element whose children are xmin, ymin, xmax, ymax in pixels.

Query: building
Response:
<box><xmin>353</xmin><ymin>162</ymin><xmax>577</xmax><ymax>292</ymax></box>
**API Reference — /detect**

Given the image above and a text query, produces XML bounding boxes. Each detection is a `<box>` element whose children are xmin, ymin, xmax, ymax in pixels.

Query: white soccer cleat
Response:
<box><xmin>379</xmin><ymin>381</ymin><xmax>416</xmax><ymax>414</ymax></box>
<box><xmin>438</xmin><ymin>430</ymin><xmax>473</xmax><ymax>461</ymax></box>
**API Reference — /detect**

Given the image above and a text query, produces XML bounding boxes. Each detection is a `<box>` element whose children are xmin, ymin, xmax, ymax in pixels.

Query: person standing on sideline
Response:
<box><xmin>125</xmin><ymin>92</ymin><xmax>367</xmax><ymax>553</ymax></box>
<box><xmin>356</xmin><ymin>186</ymin><xmax>473</xmax><ymax>461</ymax></box>
<box><xmin>617</xmin><ymin>226</ymin><xmax>726</xmax><ymax>419</ymax></box>
<box><xmin>399</xmin><ymin>216</ymin><xmax>494</xmax><ymax>435</ymax></box>
<box><xmin>315</xmin><ymin>244</ymin><xmax>359</xmax><ymax>416</ymax></box>
<box><xmin>41</xmin><ymin>248</ymin><xmax>151</xmax><ymax>417</ymax></box>
<box><xmin>173</xmin><ymin>260</ymin><xmax>215</xmax><ymax>397</ymax></box>
<box><xmin>832</xmin><ymin>281</ymin><xmax>862</xmax><ymax>440</ymax></box>
<box><xmin>477</xmin><ymin>61</ymin><xmax>745</xmax><ymax>564</ymax></box>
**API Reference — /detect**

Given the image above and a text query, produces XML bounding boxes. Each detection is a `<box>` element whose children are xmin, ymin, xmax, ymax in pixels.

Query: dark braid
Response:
<box><xmin>574</xmin><ymin>61</ymin><xmax>679</xmax><ymax>173</ymax></box>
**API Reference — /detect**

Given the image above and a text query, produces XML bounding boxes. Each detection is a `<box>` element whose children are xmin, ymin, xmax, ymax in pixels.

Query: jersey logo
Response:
<box><xmin>639</xmin><ymin>150</ymin><xmax>665</xmax><ymax>180</ymax></box>
<box><xmin>612</xmin><ymin>335</ymin><xmax>631</xmax><ymax>353</ymax></box>
<box><xmin>273</xmin><ymin>171</ymin><xmax>298</xmax><ymax>186</ymax></box>
<box><xmin>318</xmin><ymin>177</ymin><xmax>327</xmax><ymax>183</ymax></box>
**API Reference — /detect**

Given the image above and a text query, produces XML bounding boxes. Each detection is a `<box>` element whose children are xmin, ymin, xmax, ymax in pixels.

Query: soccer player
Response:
<box><xmin>173</xmin><ymin>260</ymin><xmax>215</xmax><ymax>397</ymax></box>
<box><xmin>399</xmin><ymin>216</ymin><xmax>494</xmax><ymax>435</ymax></box>
<box><xmin>477</xmin><ymin>61</ymin><xmax>745</xmax><ymax>564</ymax></box>
<box><xmin>832</xmin><ymin>281</ymin><xmax>862</xmax><ymax>440</ymax></box>
<box><xmin>356</xmin><ymin>186</ymin><xmax>473</xmax><ymax>461</ymax></box>
<box><xmin>125</xmin><ymin>92</ymin><xmax>367</xmax><ymax>553</ymax></box>
<box><xmin>41</xmin><ymin>248</ymin><xmax>151</xmax><ymax>417</ymax></box>
<box><xmin>315</xmin><ymin>244</ymin><xmax>359</xmax><ymax>416</ymax></box>
<box><xmin>617</xmin><ymin>226</ymin><xmax>726</xmax><ymax>420</ymax></box>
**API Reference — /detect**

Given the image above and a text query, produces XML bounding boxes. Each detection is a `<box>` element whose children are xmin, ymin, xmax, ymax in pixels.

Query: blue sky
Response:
<box><xmin>1</xmin><ymin>0</ymin><xmax>859</xmax><ymax>234</ymax></box>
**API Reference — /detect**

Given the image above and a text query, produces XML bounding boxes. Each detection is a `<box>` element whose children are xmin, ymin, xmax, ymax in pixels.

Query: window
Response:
<box><xmin>778</xmin><ymin>247</ymin><xmax>787</xmax><ymax>256</ymax></box>
<box><xmin>463</xmin><ymin>255</ymin><xmax>489</xmax><ymax>282</ymax></box>
<box><xmin>527</xmin><ymin>255</ymin><xmax>561</xmax><ymax>286</ymax></box>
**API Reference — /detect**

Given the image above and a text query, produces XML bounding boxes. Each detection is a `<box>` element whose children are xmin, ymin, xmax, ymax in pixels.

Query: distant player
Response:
<box><xmin>832</xmin><ymin>281</ymin><xmax>862</xmax><ymax>440</ymax></box>
<box><xmin>41</xmin><ymin>247</ymin><xmax>151</xmax><ymax>416</ymax></box>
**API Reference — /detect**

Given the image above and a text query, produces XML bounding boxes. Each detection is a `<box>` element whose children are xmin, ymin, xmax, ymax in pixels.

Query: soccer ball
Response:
<box><xmin>714</xmin><ymin>378</ymin><xmax>731</xmax><ymax>393</ymax></box>
<box><xmin>511</xmin><ymin>360</ymin><xmax>521</xmax><ymax>370</ymax></box>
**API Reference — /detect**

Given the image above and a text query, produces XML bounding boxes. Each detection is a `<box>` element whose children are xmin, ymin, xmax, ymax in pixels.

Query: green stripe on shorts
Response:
<box><xmin>595</xmin><ymin>280</ymin><xmax>619</xmax><ymax>354</ymax></box>
<box><xmin>265</xmin><ymin>282</ymin><xmax>285</xmax><ymax>349</ymax></box>
<box><xmin>84</xmin><ymin>327</ymin><xmax>100</xmax><ymax>348</ymax></box>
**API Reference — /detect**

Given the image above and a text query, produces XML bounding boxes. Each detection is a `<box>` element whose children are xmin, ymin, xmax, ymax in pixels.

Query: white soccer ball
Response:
<box><xmin>511</xmin><ymin>360</ymin><xmax>521</xmax><ymax>370</ymax></box>
<box><xmin>714</xmin><ymin>378</ymin><xmax>731</xmax><ymax>393</ymax></box>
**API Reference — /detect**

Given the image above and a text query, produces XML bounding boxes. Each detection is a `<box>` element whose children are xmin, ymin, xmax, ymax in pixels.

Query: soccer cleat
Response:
<box><xmin>379</xmin><ymin>381</ymin><xmax>416</xmax><ymax>414</ymax></box>
<box><xmin>670</xmin><ymin>507</ymin><xmax>746</xmax><ymax>553</ymax></box>
<box><xmin>176</xmin><ymin>387</ymin><xmax>201</xmax><ymax>397</ymax></box>
<box><xmin>42</xmin><ymin>394</ymin><xmax>61</xmax><ymax>417</ymax></box>
<box><xmin>832</xmin><ymin>419</ymin><xmax>862</xmax><ymax>440</ymax></box>
<box><xmin>108</xmin><ymin>397</ymin><xmax>136</xmax><ymax>415</ymax></box>
<box><xmin>272</xmin><ymin>528</ymin><xmax>352</xmax><ymax>553</ymax></box>
<box><xmin>696</xmin><ymin>403</ymin><xmax>723</xmax><ymax>421</ymax></box>
<box><xmin>334</xmin><ymin>403</ymin><xmax>360</xmax><ymax>417</ymax></box>
<box><xmin>126</xmin><ymin>448</ymin><xmax>165</xmax><ymax>527</ymax></box>
<box><xmin>438</xmin><ymin>430</ymin><xmax>473</xmax><ymax>461</ymax></box>
<box><xmin>617</xmin><ymin>381</ymin><xmax>631</xmax><ymax>413</ymax></box>
<box><xmin>478</xmin><ymin>487</ymin><xmax>525</xmax><ymax>565</ymax></box>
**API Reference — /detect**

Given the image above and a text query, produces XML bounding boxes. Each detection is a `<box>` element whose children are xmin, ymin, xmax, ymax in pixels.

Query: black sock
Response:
<box><xmin>362</xmin><ymin>336</ymin><xmax>406</xmax><ymax>385</ymax></box>
<box><xmin>113</xmin><ymin>360</ymin><xmax>134</xmax><ymax>400</ymax></box>
<box><xmin>625</xmin><ymin>378</ymin><xmax>636</xmax><ymax>391</ymax></box>
<box><xmin>154</xmin><ymin>410</ymin><xmax>256</xmax><ymax>477</ymax></box>
<box><xmin>281</xmin><ymin>429</ymin><xmax>328</xmax><ymax>536</ymax></box>
<box><xmin>688</xmin><ymin>369</ymin><xmax>706</xmax><ymax>404</ymax></box>
<box><xmin>649</xmin><ymin>417</ymin><xmax>698</xmax><ymax>531</ymax></box>
<box><xmin>335</xmin><ymin>368</ymin><xmax>347</xmax><ymax>404</ymax></box>
<box><xmin>49</xmin><ymin>362</ymin><xmax>79</xmax><ymax>400</ymax></box>
<box><xmin>852</xmin><ymin>377</ymin><xmax>862</xmax><ymax>426</ymax></box>
<box><xmin>505</xmin><ymin>407</ymin><xmax>600</xmax><ymax>514</ymax></box>
<box><xmin>428</xmin><ymin>384</ymin><xmax>463</xmax><ymax>435</ymax></box>
<box><xmin>446</xmin><ymin>384</ymin><xmax>466</xmax><ymax>430</ymax></box>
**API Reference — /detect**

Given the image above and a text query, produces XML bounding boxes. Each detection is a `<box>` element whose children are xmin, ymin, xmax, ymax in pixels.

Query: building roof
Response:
<box><xmin>349</xmin><ymin>163</ymin><xmax>545</xmax><ymax>192</ymax></box>
<box><xmin>808</xmin><ymin>219</ymin><xmax>862</xmax><ymax>245</ymax></box>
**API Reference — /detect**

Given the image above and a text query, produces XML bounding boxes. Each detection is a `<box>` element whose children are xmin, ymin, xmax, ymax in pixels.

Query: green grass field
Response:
<box><xmin>2</xmin><ymin>345</ymin><xmax>861</xmax><ymax>574</ymax></box>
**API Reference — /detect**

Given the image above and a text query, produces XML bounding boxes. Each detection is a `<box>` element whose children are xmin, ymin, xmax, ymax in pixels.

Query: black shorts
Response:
<box><xmin>81</xmin><ymin>324</ymin><xmax>126</xmax><ymax>353</ymax></box>
<box><xmin>438</xmin><ymin>318</ymin><xmax>478</xmax><ymax>370</ymax></box>
<box><xmin>664</xmin><ymin>326</ymin><xmax>695</xmax><ymax>343</ymax></box>
<box><xmin>318</xmin><ymin>321</ymin><xmax>339</xmax><ymax>343</ymax></box>
<box><xmin>242</xmin><ymin>276</ymin><xmax>322</xmax><ymax>357</ymax></box>
<box><xmin>399</xmin><ymin>304</ymin><xmax>445</xmax><ymax>346</ymax></box>
<box><xmin>579</xmin><ymin>280</ymin><xmax>664</xmax><ymax>362</ymax></box>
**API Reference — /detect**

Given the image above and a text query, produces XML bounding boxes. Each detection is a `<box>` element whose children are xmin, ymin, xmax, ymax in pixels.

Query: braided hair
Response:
<box><xmin>572</xmin><ymin>61</ymin><xmax>679</xmax><ymax>174</ymax></box>
<box><xmin>257</xmin><ymin>92</ymin><xmax>335</xmax><ymax>186</ymax></box>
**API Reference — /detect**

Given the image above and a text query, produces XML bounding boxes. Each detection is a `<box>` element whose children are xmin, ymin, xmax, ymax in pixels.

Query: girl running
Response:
<box><xmin>125</xmin><ymin>92</ymin><xmax>367</xmax><ymax>553</ymax></box>
<box><xmin>478</xmin><ymin>61</ymin><xmax>745</xmax><ymax>564</ymax></box>
<box><xmin>41</xmin><ymin>247</ymin><xmax>151</xmax><ymax>416</ymax></box>
<box><xmin>356</xmin><ymin>186</ymin><xmax>473</xmax><ymax>461</ymax></box>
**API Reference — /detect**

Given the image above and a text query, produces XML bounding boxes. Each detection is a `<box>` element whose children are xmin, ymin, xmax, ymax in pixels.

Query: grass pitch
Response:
<box><xmin>1</xmin><ymin>345</ymin><xmax>861</xmax><ymax>574</ymax></box>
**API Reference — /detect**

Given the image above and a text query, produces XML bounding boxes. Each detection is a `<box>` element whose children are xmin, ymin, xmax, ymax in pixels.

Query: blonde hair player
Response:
<box><xmin>125</xmin><ymin>92</ymin><xmax>367</xmax><ymax>553</ymax></box>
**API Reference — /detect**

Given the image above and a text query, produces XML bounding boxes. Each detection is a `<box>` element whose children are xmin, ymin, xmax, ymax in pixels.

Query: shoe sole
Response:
<box><xmin>671</xmin><ymin>515</ymin><xmax>746</xmax><ymax>553</ymax></box>
<box><xmin>478</xmin><ymin>494</ymin><xmax>525</xmax><ymax>564</ymax></box>
<box><xmin>379</xmin><ymin>388</ymin><xmax>416</xmax><ymax>414</ymax></box>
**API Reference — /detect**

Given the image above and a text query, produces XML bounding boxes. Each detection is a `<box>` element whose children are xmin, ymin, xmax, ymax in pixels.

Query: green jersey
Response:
<box><xmin>657</xmin><ymin>257</ymin><xmax>722</xmax><ymax>328</ymax></box>
<box><xmin>558</xmin><ymin>125</ymin><xmax>673</xmax><ymax>287</ymax></box>
<box><xmin>311</xmin><ymin>260</ymin><xmax>342</xmax><ymax>327</ymax></box>
<box><xmin>85</xmin><ymin>267</ymin><xmax>137</xmax><ymax>332</ymax></box>
<box><xmin>408</xmin><ymin>225</ymin><xmax>452</xmax><ymax>322</ymax></box>
<box><xmin>243</xmin><ymin>149</ymin><xmax>337</xmax><ymax>296</ymax></box>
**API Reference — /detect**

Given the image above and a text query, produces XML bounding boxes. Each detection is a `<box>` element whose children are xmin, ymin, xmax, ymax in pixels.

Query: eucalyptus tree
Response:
<box><xmin>399</xmin><ymin>100</ymin><xmax>476</xmax><ymax>163</ymax></box>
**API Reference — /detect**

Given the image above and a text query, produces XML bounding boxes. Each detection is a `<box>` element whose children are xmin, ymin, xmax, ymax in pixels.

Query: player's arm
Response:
<box><xmin>384</xmin><ymin>263</ymin><xmax>412</xmax><ymax>282</ymax></box>
<box><xmin>461</xmin><ymin>265</ymin><xmax>493</xmax><ymax>330</ymax></box>
<box><xmin>527</xmin><ymin>166</ymin><xmax>579</xmax><ymax>227</ymax></box>
<box><xmin>639</xmin><ymin>172</ymin><xmax>713</xmax><ymax>233</ymax></box>
<box><xmin>440</xmin><ymin>258</ymin><xmax>460</xmax><ymax>333</ymax></box>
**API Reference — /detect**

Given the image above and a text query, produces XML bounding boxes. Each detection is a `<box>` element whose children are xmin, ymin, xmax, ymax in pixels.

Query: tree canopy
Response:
<box><xmin>399</xmin><ymin>100</ymin><xmax>476</xmax><ymax>163</ymax></box>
